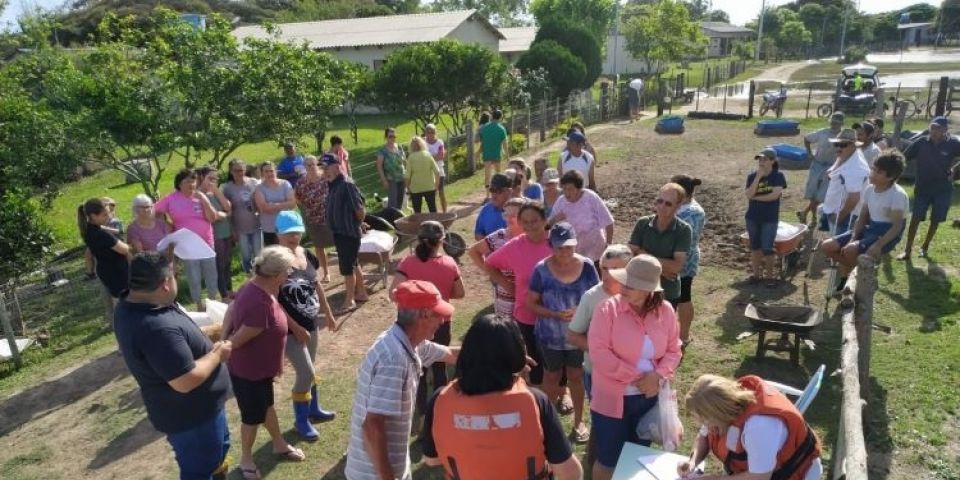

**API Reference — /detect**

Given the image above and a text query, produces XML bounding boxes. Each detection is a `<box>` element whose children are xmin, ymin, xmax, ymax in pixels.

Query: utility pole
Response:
<box><xmin>755</xmin><ymin>0</ymin><xmax>766</xmax><ymax>61</ymax></box>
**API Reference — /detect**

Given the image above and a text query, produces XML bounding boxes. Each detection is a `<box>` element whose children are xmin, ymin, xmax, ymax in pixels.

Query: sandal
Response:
<box><xmin>274</xmin><ymin>446</ymin><xmax>306</xmax><ymax>462</ymax></box>
<box><xmin>572</xmin><ymin>424</ymin><xmax>590</xmax><ymax>444</ymax></box>
<box><xmin>239</xmin><ymin>466</ymin><xmax>261</xmax><ymax>480</ymax></box>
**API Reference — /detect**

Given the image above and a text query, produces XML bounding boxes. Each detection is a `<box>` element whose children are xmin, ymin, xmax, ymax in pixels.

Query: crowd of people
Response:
<box><xmin>85</xmin><ymin>108</ymin><xmax>958</xmax><ymax>480</ymax></box>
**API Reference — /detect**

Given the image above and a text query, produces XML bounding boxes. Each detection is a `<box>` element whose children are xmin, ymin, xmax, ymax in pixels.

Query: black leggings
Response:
<box><xmin>410</xmin><ymin>190</ymin><xmax>437</xmax><ymax>213</ymax></box>
<box><xmin>517</xmin><ymin>322</ymin><xmax>544</xmax><ymax>385</ymax></box>
<box><xmin>416</xmin><ymin>321</ymin><xmax>451</xmax><ymax>414</ymax></box>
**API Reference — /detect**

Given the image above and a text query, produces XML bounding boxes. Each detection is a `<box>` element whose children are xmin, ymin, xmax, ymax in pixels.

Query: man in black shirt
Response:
<box><xmin>323</xmin><ymin>153</ymin><xmax>369</xmax><ymax>313</ymax></box>
<box><xmin>114</xmin><ymin>253</ymin><xmax>233</xmax><ymax>479</ymax></box>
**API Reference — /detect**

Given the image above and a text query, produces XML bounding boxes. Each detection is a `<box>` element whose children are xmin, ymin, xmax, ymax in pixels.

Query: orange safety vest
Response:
<box><xmin>432</xmin><ymin>378</ymin><xmax>549</xmax><ymax>480</ymax></box>
<box><xmin>707</xmin><ymin>375</ymin><xmax>821</xmax><ymax>480</ymax></box>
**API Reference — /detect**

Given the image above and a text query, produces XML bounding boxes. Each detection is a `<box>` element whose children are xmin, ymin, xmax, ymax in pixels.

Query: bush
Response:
<box><xmin>534</xmin><ymin>18</ymin><xmax>603</xmax><ymax>89</ymax></box>
<box><xmin>445</xmin><ymin>145</ymin><xmax>472</xmax><ymax>181</ymax></box>
<box><xmin>0</xmin><ymin>190</ymin><xmax>55</xmax><ymax>281</ymax></box>
<box><xmin>841</xmin><ymin>46</ymin><xmax>868</xmax><ymax>64</ymax></box>
<box><xmin>551</xmin><ymin>116</ymin><xmax>579</xmax><ymax>139</ymax></box>
<box><xmin>509</xmin><ymin>133</ymin><xmax>527</xmax><ymax>155</ymax></box>
<box><xmin>516</xmin><ymin>40</ymin><xmax>586</xmax><ymax>98</ymax></box>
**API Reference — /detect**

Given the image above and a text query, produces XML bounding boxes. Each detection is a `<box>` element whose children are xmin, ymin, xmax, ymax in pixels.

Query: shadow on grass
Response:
<box><xmin>880</xmin><ymin>257</ymin><xmax>960</xmax><ymax>330</ymax></box>
<box><xmin>0</xmin><ymin>350</ymin><xmax>128</xmax><ymax>437</ymax></box>
<box><xmin>863</xmin><ymin>377</ymin><xmax>893</xmax><ymax>479</ymax></box>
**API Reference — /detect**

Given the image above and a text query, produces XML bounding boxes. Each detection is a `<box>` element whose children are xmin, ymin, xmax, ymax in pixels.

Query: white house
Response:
<box><xmin>897</xmin><ymin>22</ymin><xmax>936</xmax><ymax>47</ymax></box>
<box><xmin>498</xmin><ymin>26</ymin><xmax>537</xmax><ymax>63</ymax></box>
<box><xmin>231</xmin><ymin>9</ymin><xmax>504</xmax><ymax>70</ymax></box>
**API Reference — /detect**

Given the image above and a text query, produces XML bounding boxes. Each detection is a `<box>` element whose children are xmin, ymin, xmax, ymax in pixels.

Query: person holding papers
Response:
<box><xmin>678</xmin><ymin>374</ymin><xmax>823</xmax><ymax>480</ymax></box>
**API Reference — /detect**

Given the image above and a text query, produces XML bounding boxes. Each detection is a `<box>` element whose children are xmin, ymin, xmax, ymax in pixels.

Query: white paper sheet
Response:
<box><xmin>634</xmin><ymin>451</ymin><xmax>690</xmax><ymax>480</ymax></box>
<box><xmin>156</xmin><ymin>228</ymin><xmax>216</xmax><ymax>260</ymax></box>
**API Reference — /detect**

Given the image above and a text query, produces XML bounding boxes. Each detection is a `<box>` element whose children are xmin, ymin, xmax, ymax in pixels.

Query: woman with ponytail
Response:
<box><xmin>79</xmin><ymin>198</ymin><xmax>131</xmax><ymax>325</ymax></box>
<box><xmin>389</xmin><ymin>220</ymin><xmax>465</xmax><ymax>416</ymax></box>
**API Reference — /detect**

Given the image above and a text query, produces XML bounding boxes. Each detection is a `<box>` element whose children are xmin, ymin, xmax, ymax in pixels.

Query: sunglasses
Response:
<box><xmin>655</xmin><ymin>198</ymin><xmax>674</xmax><ymax>208</ymax></box>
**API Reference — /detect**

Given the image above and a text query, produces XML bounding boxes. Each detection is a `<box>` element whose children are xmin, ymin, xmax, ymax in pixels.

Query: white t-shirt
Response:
<box><xmin>426</xmin><ymin>138</ymin><xmax>446</xmax><ymax>176</ymax></box>
<box><xmin>623</xmin><ymin>335</ymin><xmax>655</xmax><ymax>396</ymax></box>
<box><xmin>859</xmin><ymin>142</ymin><xmax>881</xmax><ymax>165</ymax></box>
<box><xmin>822</xmin><ymin>150</ymin><xmax>869</xmax><ymax>215</ymax></box>
<box><xmin>861</xmin><ymin>184</ymin><xmax>909</xmax><ymax>223</ymax></box>
<box><xmin>559</xmin><ymin>150</ymin><xmax>595</xmax><ymax>180</ymax></box>
<box><xmin>696</xmin><ymin>416</ymin><xmax>822</xmax><ymax>480</ymax></box>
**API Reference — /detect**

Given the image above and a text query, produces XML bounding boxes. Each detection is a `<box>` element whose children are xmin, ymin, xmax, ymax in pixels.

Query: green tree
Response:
<box><xmin>706</xmin><ymin>10</ymin><xmax>730</xmax><ymax>23</ymax></box>
<box><xmin>529</xmin><ymin>0</ymin><xmax>617</xmax><ymax>47</ymax></box>
<box><xmin>622</xmin><ymin>0</ymin><xmax>708</xmax><ymax>71</ymax></box>
<box><xmin>779</xmin><ymin>20</ymin><xmax>813</xmax><ymax>57</ymax></box>
<box><xmin>798</xmin><ymin>3</ymin><xmax>826</xmax><ymax>46</ymax></box>
<box><xmin>941</xmin><ymin>0</ymin><xmax>960</xmax><ymax>36</ymax></box>
<box><xmin>682</xmin><ymin>0</ymin><xmax>710</xmax><ymax>20</ymax></box>
<box><xmin>533</xmin><ymin>17</ymin><xmax>602</xmax><ymax>89</ymax></box>
<box><xmin>429</xmin><ymin>0</ymin><xmax>528</xmax><ymax>26</ymax></box>
<box><xmin>516</xmin><ymin>40</ymin><xmax>586</xmax><ymax>98</ymax></box>
<box><xmin>0</xmin><ymin>190</ymin><xmax>55</xmax><ymax>282</ymax></box>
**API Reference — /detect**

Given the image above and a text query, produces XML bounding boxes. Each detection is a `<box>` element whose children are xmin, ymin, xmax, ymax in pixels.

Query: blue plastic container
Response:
<box><xmin>770</xmin><ymin>143</ymin><xmax>810</xmax><ymax>170</ymax></box>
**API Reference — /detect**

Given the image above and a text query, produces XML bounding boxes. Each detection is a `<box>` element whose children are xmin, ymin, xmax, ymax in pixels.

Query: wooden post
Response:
<box><xmin>465</xmin><ymin>119</ymin><xmax>475</xmax><ymax>173</ymax></box>
<box><xmin>838</xmin><ymin>304</ymin><xmax>869</xmax><ymax>480</ymax></box>
<box><xmin>600</xmin><ymin>83</ymin><xmax>609</xmax><ymax>122</ymax></box>
<box><xmin>525</xmin><ymin>105</ymin><xmax>531</xmax><ymax>150</ymax></box>
<box><xmin>0</xmin><ymin>292</ymin><xmax>21</xmax><ymax>369</ymax></box>
<box><xmin>891</xmin><ymin>100</ymin><xmax>909</xmax><ymax>151</ymax></box>
<box><xmin>706</xmin><ymin>68</ymin><xmax>712</xmax><ymax>89</ymax></box>
<box><xmin>935</xmin><ymin>76</ymin><xmax>949</xmax><ymax>116</ymax></box>
<box><xmin>925</xmin><ymin>83</ymin><xmax>934</xmax><ymax>119</ymax></box>
<box><xmin>722</xmin><ymin>83</ymin><xmax>728</xmax><ymax>113</ymax></box>
<box><xmin>539</xmin><ymin>99</ymin><xmax>547</xmax><ymax>142</ymax></box>
<box><xmin>854</xmin><ymin>255</ymin><xmax>876</xmax><ymax>399</ymax></box>
<box><xmin>657</xmin><ymin>79</ymin><xmax>666</xmax><ymax>117</ymax></box>
<box><xmin>805</xmin><ymin>86</ymin><xmax>813</xmax><ymax>119</ymax></box>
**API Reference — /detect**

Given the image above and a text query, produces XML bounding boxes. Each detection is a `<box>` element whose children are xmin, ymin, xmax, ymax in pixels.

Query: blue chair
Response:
<box><xmin>764</xmin><ymin>364</ymin><xmax>825</xmax><ymax>415</ymax></box>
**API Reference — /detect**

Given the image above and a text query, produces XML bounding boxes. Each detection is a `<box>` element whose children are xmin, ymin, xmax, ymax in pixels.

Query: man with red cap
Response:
<box><xmin>346</xmin><ymin>280</ymin><xmax>460</xmax><ymax>480</ymax></box>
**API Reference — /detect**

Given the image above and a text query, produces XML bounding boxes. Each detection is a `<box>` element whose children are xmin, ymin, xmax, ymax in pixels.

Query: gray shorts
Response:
<box><xmin>804</xmin><ymin>162</ymin><xmax>831</xmax><ymax>202</ymax></box>
<box><xmin>540</xmin><ymin>347</ymin><xmax>584</xmax><ymax>372</ymax></box>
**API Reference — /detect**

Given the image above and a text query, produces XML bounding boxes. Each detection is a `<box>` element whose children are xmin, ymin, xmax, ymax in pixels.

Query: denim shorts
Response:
<box><xmin>913</xmin><ymin>190</ymin><xmax>951</xmax><ymax>223</ymax></box>
<box><xmin>745</xmin><ymin>219</ymin><xmax>777</xmax><ymax>254</ymax></box>
<box><xmin>591</xmin><ymin>394</ymin><xmax>659</xmax><ymax>468</ymax></box>
<box><xmin>832</xmin><ymin>221</ymin><xmax>903</xmax><ymax>254</ymax></box>
<box><xmin>165</xmin><ymin>408</ymin><xmax>230</xmax><ymax>480</ymax></box>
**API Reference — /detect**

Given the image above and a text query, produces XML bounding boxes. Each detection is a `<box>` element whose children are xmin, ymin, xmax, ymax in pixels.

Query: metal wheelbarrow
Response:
<box><xmin>743</xmin><ymin>303</ymin><xmax>823</xmax><ymax>366</ymax></box>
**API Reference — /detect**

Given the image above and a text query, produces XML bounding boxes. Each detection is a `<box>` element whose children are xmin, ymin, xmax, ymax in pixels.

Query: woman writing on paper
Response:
<box><xmin>678</xmin><ymin>374</ymin><xmax>822</xmax><ymax>480</ymax></box>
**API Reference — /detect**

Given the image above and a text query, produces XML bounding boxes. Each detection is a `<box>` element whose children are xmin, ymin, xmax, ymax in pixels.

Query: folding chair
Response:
<box><xmin>764</xmin><ymin>364</ymin><xmax>825</xmax><ymax>415</ymax></box>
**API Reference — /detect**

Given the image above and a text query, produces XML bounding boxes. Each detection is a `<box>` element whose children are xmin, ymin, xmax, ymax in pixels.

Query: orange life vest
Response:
<box><xmin>432</xmin><ymin>378</ymin><xmax>548</xmax><ymax>480</ymax></box>
<box><xmin>707</xmin><ymin>375</ymin><xmax>822</xmax><ymax>480</ymax></box>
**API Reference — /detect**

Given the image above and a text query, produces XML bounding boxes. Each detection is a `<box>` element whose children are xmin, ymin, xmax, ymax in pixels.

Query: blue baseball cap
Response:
<box><xmin>320</xmin><ymin>153</ymin><xmax>340</xmax><ymax>166</ymax></box>
<box><xmin>549</xmin><ymin>222</ymin><xmax>578</xmax><ymax>248</ymax></box>
<box><xmin>565</xmin><ymin>131</ymin><xmax>586</xmax><ymax>144</ymax></box>
<box><xmin>931</xmin><ymin>116</ymin><xmax>948</xmax><ymax>129</ymax></box>
<box><xmin>276</xmin><ymin>210</ymin><xmax>306</xmax><ymax>235</ymax></box>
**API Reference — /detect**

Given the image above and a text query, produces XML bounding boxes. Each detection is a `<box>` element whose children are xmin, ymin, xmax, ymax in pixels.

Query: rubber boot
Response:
<box><xmin>308</xmin><ymin>384</ymin><xmax>336</xmax><ymax>423</ymax></box>
<box><xmin>292</xmin><ymin>398</ymin><xmax>319</xmax><ymax>441</ymax></box>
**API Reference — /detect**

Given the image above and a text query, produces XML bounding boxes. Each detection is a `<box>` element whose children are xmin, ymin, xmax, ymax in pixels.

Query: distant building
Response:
<box><xmin>898</xmin><ymin>22</ymin><xmax>936</xmax><ymax>47</ymax></box>
<box><xmin>231</xmin><ymin>10</ymin><xmax>504</xmax><ymax>70</ymax></box>
<box><xmin>498</xmin><ymin>26</ymin><xmax>537</xmax><ymax>63</ymax></box>
<box><xmin>701</xmin><ymin>22</ymin><xmax>753</xmax><ymax>58</ymax></box>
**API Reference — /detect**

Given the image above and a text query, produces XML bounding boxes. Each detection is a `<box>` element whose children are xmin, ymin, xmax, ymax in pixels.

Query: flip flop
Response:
<box><xmin>274</xmin><ymin>446</ymin><xmax>305</xmax><ymax>462</ymax></box>
<box><xmin>572</xmin><ymin>424</ymin><xmax>590</xmax><ymax>444</ymax></box>
<box><xmin>240</xmin><ymin>466</ymin><xmax>261</xmax><ymax>480</ymax></box>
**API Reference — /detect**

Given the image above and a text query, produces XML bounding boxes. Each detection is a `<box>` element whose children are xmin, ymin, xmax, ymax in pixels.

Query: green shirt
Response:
<box><xmin>207</xmin><ymin>193</ymin><xmax>232</xmax><ymax>240</ymax></box>
<box><xmin>379</xmin><ymin>145</ymin><xmax>406</xmax><ymax>182</ymax></box>
<box><xmin>479</xmin><ymin>121</ymin><xmax>508</xmax><ymax>161</ymax></box>
<box><xmin>628</xmin><ymin>215</ymin><xmax>692</xmax><ymax>300</ymax></box>
<box><xmin>404</xmin><ymin>151</ymin><xmax>438</xmax><ymax>194</ymax></box>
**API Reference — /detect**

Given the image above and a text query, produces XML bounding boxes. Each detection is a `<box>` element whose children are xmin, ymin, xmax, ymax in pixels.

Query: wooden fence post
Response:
<box><xmin>525</xmin><ymin>105</ymin><xmax>531</xmax><ymax>150</ymax></box>
<box><xmin>1</xmin><ymin>293</ymin><xmax>21</xmax><ymax>369</ymax></box>
<box><xmin>747</xmin><ymin>80</ymin><xmax>756</xmax><ymax>118</ymax></box>
<box><xmin>935</xmin><ymin>76</ymin><xmax>949</xmax><ymax>116</ymax></box>
<box><xmin>600</xmin><ymin>83</ymin><xmax>609</xmax><ymax>121</ymax></box>
<box><xmin>805</xmin><ymin>86</ymin><xmax>813</xmax><ymax>119</ymax></box>
<box><xmin>465</xmin><ymin>119</ymin><xmax>475</xmax><ymax>173</ymax></box>
<box><xmin>539</xmin><ymin>99</ymin><xmax>547</xmax><ymax>142</ymax></box>
<box><xmin>853</xmin><ymin>254</ymin><xmax>876</xmax><ymax>399</ymax></box>
<box><xmin>657</xmin><ymin>77</ymin><xmax>666</xmax><ymax>117</ymax></box>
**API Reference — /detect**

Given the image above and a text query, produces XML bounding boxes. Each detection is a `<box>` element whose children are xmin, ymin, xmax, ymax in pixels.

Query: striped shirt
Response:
<box><xmin>346</xmin><ymin>324</ymin><xmax>448</xmax><ymax>480</ymax></box>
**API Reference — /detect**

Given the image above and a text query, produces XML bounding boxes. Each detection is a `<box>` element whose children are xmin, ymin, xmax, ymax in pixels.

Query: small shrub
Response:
<box><xmin>550</xmin><ymin>116</ymin><xmax>579</xmax><ymax>139</ymax></box>
<box><xmin>509</xmin><ymin>133</ymin><xmax>527</xmax><ymax>155</ymax></box>
<box><xmin>445</xmin><ymin>145</ymin><xmax>472</xmax><ymax>181</ymax></box>
<box><xmin>841</xmin><ymin>46</ymin><xmax>868</xmax><ymax>64</ymax></box>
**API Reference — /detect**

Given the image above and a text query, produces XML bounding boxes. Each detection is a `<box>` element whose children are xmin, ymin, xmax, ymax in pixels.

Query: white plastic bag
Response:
<box><xmin>635</xmin><ymin>403</ymin><xmax>662</xmax><ymax>444</ymax></box>
<box><xmin>658</xmin><ymin>380</ymin><xmax>684</xmax><ymax>452</ymax></box>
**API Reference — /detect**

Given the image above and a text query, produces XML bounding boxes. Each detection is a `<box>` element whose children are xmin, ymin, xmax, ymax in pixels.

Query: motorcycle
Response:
<box><xmin>759</xmin><ymin>89</ymin><xmax>788</xmax><ymax>117</ymax></box>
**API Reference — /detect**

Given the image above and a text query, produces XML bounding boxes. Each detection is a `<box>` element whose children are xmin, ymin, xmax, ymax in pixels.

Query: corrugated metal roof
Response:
<box><xmin>701</xmin><ymin>22</ymin><xmax>753</xmax><ymax>35</ymax></box>
<box><xmin>231</xmin><ymin>9</ymin><xmax>504</xmax><ymax>50</ymax></box>
<box><xmin>498</xmin><ymin>26</ymin><xmax>537</xmax><ymax>53</ymax></box>
<box><xmin>897</xmin><ymin>22</ymin><xmax>934</xmax><ymax>30</ymax></box>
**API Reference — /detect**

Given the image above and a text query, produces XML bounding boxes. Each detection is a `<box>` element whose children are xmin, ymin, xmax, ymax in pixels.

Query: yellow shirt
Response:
<box><xmin>405</xmin><ymin>151</ymin><xmax>439</xmax><ymax>194</ymax></box>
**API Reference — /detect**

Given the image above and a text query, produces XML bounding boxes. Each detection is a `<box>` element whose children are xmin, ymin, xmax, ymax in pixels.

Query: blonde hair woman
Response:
<box><xmin>678</xmin><ymin>374</ymin><xmax>823</xmax><ymax>480</ymax></box>
<box><xmin>405</xmin><ymin>135</ymin><xmax>441</xmax><ymax>213</ymax></box>
<box><xmin>224</xmin><ymin>245</ymin><xmax>306</xmax><ymax>478</ymax></box>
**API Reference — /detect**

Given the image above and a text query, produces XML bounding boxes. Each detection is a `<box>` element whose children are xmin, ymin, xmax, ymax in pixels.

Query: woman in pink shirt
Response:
<box><xmin>483</xmin><ymin>202</ymin><xmax>552</xmax><ymax>386</ymax></box>
<box><xmin>154</xmin><ymin>168</ymin><xmax>219</xmax><ymax>309</ymax></box>
<box><xmin>549</xmin><ymin>169</ymin><xmax>615</xmax><ymax>264</ymax></box>
<box><xmin>588</xmin><ymin>254</ymin><xmax>682</xmax><ymax>480</ymax></box>
<box><xmin>389</xmin><ymin>220</ymin><xmax>464</xmax><ymax>416</ymax></box>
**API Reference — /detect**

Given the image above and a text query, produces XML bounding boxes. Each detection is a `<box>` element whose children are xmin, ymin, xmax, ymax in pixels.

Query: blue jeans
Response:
<box><xmin>236</xmin><ymin>231</ymin><xmax>262</xmax><ymax>274</ymax></box>
<box><xmin>184</xmin><ymin>257</ymin><xmax>218</xmax><ymax>305</ymax></box>
<box><xmin>745</xmin><ymin>219</ymin><xmax>777</xmax><ymax>255</ymax></box>
<box><xmin>166</xmin><ymin>408</ymin><xmax>230</xmax><ymax>480</ymax></box>
<box><xmin>592</xmin><ymin>394</ymin><xmax>659</xmax><ymax>468</ymax></box>
<box><xmin>584</xmin><ymin>371</ymin><xmax>592</xmax><ymax>401</ymax></box>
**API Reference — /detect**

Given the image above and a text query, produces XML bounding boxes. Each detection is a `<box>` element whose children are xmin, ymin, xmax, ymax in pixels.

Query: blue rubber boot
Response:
<box><xmin>292</xmin><ymin>400</ymin><xmax>319</xmax><ymax>441</ymax></box>
<box><xmin>308</xmin><ymin>385</ymin><xmax>336</xmax><ymax>423</ymax></box>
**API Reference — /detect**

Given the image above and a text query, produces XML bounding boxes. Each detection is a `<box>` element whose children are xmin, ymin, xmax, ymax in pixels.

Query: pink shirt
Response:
<box><xmin>226</xmin><ymin>282</ymin><xmax>288</xmax><ymax>380</ymax></box>
<box><xmin>549</xmin><ymin>188</ymin><xmax>615</xmax><ymax>261</ymax></box>
<box><xmin>484</xmin><ymin>234</ymin><xmax>552</xmax><ymax>325</ymax></box>
<box><xmin>154</xmin><ymin>191</ymin><xmax>214</xmax><ymax>246</ymax></box>
<box><xmin>396</xmin><ymin>254</ymin><xmax>461</xmax><ymax>323</ymax></box>
<box><xmin>588</xmin><ymin>295</ymin><xmax>682</xmax><ymax>418</ymax></box>
<box><xmin>127</xmin><ymin>220</ymin><xmax>169</xmax><ymax>252</ymax></box>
